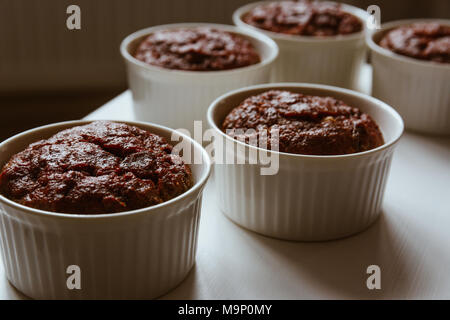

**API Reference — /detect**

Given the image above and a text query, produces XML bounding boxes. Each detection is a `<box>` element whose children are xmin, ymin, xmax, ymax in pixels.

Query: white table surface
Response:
<box><xmin>1</xmin><ymin>68</ymin><xmax>450</xmax><ymax>299</ymax></box>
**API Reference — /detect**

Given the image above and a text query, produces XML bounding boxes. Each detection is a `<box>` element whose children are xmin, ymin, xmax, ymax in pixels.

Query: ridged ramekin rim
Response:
<box><xmin>207</xmin><ymin>82</ymin><xmax>404</xmax><ymax>160</ymax></box>
<box><xmin>120</xmin><ymin>22</ymin><xmax>279</xmax><ymax>77</ymax></box>
<box><xmin>366</xmin><ymin>18</ymin><xmax>450</xmax><ymax>70</ymax></box>
<box><xmin>0</xmin><ymin>120</ymin><xmax>211</xmax><ymax>220</ymax></box>
<box><xmin>232</xmin><ymin>0</ymin><xmax>368</xmax><ymax>43</ymax></box>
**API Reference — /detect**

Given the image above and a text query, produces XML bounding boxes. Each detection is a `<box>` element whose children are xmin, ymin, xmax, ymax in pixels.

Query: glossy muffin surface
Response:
<box><xmin>0</xmin><ymin>121</ymin><xmax>193</xmax><ymax>214</ymax></box>
<box><xmin>243</xmin><ymin>0</ymin><xmax>362</xmax><ymax>36</ymax></box>
<box><xmin>379</xmin><ymin>22</ymin><xmax>450</xmax><ymax>63</ymax></box>
<box><xmin>222</xmin><ymin>90</ymin><xmax>384</xmax><ymax>155</ymax></box>
<box><xmin>134</xmin><ymin>27</ymin><xmax>261</xmax><ymax>71</ymax></box>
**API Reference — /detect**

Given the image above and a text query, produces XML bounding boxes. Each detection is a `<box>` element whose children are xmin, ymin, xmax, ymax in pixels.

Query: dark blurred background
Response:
<box><xmin>0</xmin><ymin>0</ymin><xmax>449</xmax><ymax>140</ymax></box>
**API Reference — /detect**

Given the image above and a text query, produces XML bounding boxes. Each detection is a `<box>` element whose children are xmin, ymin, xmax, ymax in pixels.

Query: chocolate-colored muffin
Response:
<box><xmin>222</xmin><ymin>90</ymin><xmax>384</xmax><ymax>155</ymax></box>
<box><xmin>134</xmin><ymin>27</ymin><xmax>261</xmax><ymax>71</ymax></box>
<box><xmin>379</xmin><ymin>22</ymin><xmax>450</xmax><ymax>63</ymax></box>
<box><xmin>0</xmin><ymin>121</ymin><xmax>193</xmax><ymax>214</ymax></box>
<box><xmin>242</xmin><ymin>0</ymin><xmax>362</xmax><ymax>36</ymax></box>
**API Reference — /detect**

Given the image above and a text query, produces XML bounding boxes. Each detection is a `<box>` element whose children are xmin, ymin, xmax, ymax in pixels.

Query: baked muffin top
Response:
<box><xmin>0</xmin><ymin>121</ymin><xmax>193</xmax><ymax>214</ymax></box>
<box><xmin>242</xmin><ymin>0</ymin><xmax>362</xmax><ymax>37</ymax></box>
<box><xmin>379</xmin><ymin>22</ymin><xmax>450</xmax><ymax>63</ymax></box>
<box><xmin>134</xmin><ymin>27</ymin><xmax>261</xmax><ymax>71</ymax></box>
<box><xmin>222</xmin><ymin>90</ymin><xmax>384</xmax><ymax>155</ymax></box>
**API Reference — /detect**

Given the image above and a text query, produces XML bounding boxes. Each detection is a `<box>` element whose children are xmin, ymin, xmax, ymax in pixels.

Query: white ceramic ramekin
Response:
<box><xmin>367</xmin><ymin>19</ymin><xmax>450</xmax><ymax>135</ymax></box>
<box><xmin>0</xmin><ymin>120</ymin><xmax>211</xmax><ymax>299</ymax></box>
<box><xmin>120</xmin><ymin>23</ymin><xmax>278</xmax><ymax>133</ymax></box>
<box><xmin>233</xmin><ymin>1</ymin><xmax>369</xmax><ymax>88</ymax></box>
<box><xmin>207</xmin><ymin>83</ymin><xmax>403</xmax><ymax>241</ymax></box>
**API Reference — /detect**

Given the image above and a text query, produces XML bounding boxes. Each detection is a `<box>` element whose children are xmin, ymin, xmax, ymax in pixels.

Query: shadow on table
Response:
<box><xmin>160</xmin><ymin>264</ymin><xmax>199</xmax><ymax>300</ymax></box>
<box><xmin>232</xmin><ymin>210</ymin><xmax>422</xmax><ymax>299</ymax></box>
<box><xmin>163</xmin><ymin>206</ymin><xmax>427</xmax><ymax>299</ymax></box>
<box><xmin>401</xmin><ymin>131</ymin><xmax>450</xmax><ymax>164</ymax></box>
<box><xmin>2</xmin><ymin>277</ymin><xmax>30</xmax><ymax>300</ymax></box>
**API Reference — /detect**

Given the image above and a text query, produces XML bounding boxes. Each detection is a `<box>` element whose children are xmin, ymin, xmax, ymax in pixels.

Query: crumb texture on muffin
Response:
<box><xmin>243</xmin><ymin>0</ymin><xmax>362</xmax><ymax>36</ymax></box>
<box><xmin>379</xmin><ymin>22</ymin><xmax>450</xmax><ymax>63</ymax></box>
<box><xmin>134</xmin><ymin>27</ymin><xmax>261</xmax><ymax>71</ymax></box>
<box><xmin>0</xmin><ymin>121</ymin><xmax>193</xmax><ymax>214</ymax></box>
<box><xmin>222</xmin><ymin>90</ymin><xmax>384</xmax><ymax>155</ymax></box>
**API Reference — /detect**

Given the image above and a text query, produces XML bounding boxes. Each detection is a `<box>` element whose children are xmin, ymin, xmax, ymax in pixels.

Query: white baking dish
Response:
<box><xmin>233</xmin><ymin>1</ymin><xmax>368</xmax><ymax>89</ymax></box>
<box><xmin>0</xmin><ymin>120</ymin><xmax>211</xmax><ymax>299</ymax></box>
<box><xmin>207</xmin><ymin>83</ymin><xmax>403</xmax><ymax>241</ymax></box>
<box><xmin>367</xmin><ymin>19</ymin><xmax>450</xmax><ymax>135</ymax></box>
<box><xmin>121</xmin><ymin>23</ymin><xmax>278</xmax><ymax>134</ymax></box>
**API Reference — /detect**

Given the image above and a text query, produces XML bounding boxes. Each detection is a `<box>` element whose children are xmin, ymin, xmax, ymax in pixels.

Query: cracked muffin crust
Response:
<box><xmin>379</xmin><ymin>22</ymin><xmax>450</xmax><ymax>63</ymax></box>
<box><xmin>222</xmin><ymin>90</ymin><xmax>384</xmax><ymax>155</ymax></box>
<box><xmin>242</xmin><ymin>0</ymin><xmax>362</xmax><ymax>37</ymax></box>
<box><xmin>133</xmin><ymin>27</ymin><xmax>261</xmax><ymax>71</ymax></box>
<box><xmin>0</xmin><ymin>121</ymin><xmax>193</xmax><ymax>214</ymax></box>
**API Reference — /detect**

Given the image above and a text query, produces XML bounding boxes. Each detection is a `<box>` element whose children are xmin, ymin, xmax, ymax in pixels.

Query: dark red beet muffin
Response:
<box><xmin>242</xmin><ymin>0</ymin><xmax>362</xmax><ymax>37</ymax></box>
<box><xmin>0</xmin><ymin>121</ymin><xmax>193</xmax><ymax>214</ymax></box>
<box><xmin>222</xmin><ymin>90</ymin><xmax>384</xmax><ymax>155</ymax></box>
<box><xmin>379</xmin><ymin>22</ymin><xmax>450</xmax><ymax>63</ymax></box>
<box><xmin>134</xmin><ymin>27</ymin><xmax>261</xmax><ymax>71</ymax></box>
